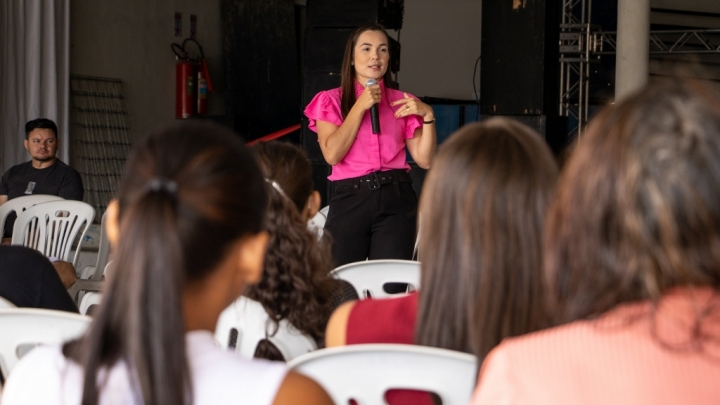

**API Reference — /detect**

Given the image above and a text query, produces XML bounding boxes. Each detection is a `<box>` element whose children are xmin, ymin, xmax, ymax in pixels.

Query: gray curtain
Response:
<box><xmin>0</xmin><ymin>0</ymin><xmax>70</xmax><ymax>173</ymax></box>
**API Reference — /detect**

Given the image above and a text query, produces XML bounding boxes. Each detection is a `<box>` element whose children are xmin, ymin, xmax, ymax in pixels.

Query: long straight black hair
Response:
<box><xmin>339</xmin><ymin>24</ymin><xmax>397</xmax><ymax>119</ymax></box>
<box><xmin>415</xmin><ymin>118</ymin><xmax>558</xmax><ymax>366</ymax></box>
<box><xmin>63</xmin><ymin>122</ymin><xmax>267</xmax><ymax>405</ymax></box>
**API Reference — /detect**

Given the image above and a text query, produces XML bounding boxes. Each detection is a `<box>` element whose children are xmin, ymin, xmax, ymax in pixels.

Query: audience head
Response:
<box><xmin>546</xmin><ymin>79</ymin><xmax>720</xmax><ymax>323</ymax></box>
<box><xmin>24</xmin><ymin>118</ymin><xmax>59</xmax><ymax>163</ymax></box>
<box><xmin>340</xmin><ymin>23</ymin><xmax>396</xmax><ymax>118</ymax></box>
<box><xmin>248</xmin><ymin>141</ymin><xmax>334</xmax><ymax>342</ymax></box>
<box><xmin>252</xmin><ymin>141</ymin><xmax>321</xmax><ymax>220</ymax></box>
<box><xmin>415</xmin><ymin>118</ymin><xmax>559</xmax><ymax>364</ymax></box>
<box><xmin>65</xmin><ymin>122</ymin><xmax>268</xmax><ymax>405</ymax></box>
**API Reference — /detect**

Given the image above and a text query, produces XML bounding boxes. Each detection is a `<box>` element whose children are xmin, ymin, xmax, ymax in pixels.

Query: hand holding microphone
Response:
<box><xmin>365</xmin><ymin>79</ymin><xmax>381</xmax><ymax>134</ymax></box>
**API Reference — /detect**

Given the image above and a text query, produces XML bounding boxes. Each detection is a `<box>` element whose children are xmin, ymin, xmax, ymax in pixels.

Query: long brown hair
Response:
<box><xmin>340</xmin><ymin>24</ymin><xmax>397</xmax><ymax>119</ymax></box>
<box><xmin>63</xmin><ymin>122</ymin><xmax>267</xmax><ymax>405</ymax></box>
<box><xmin>415</xmin><ymin>118</ymin><xmax>558</xmax><ymax>365</ymax></box>
<box><xmin>545</xmin><ymin>79</ymin><xmax>720</xmax><ymax>324</ymax></box>
<box><xmin>247</xmin><ymin>141</ymin><xmax>335</xmax><ymax>342</ymax></box>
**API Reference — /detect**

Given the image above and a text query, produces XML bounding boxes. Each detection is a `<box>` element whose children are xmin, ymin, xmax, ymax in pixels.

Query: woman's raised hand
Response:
<box><xmin>355</xmin><ymin>84</ymin><xmax>382</xmax><ymax>111</ymax></box>
<box><xmin>391</xmin><ymin>93</ymin><xmax>434</xmax><ymax>120</ymax></box>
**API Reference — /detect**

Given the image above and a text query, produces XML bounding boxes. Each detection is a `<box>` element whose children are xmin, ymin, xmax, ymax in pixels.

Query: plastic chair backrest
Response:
<box><xmin>0</xmin><ymin>308</ymin><xmax>90</xmax><ymax>379</ymax></box>
<box><xmin>307</xmin><ymin>205</ymin><xmax>329</xmax><ymax>239</ymax></box>
<box><xmin>330</xmin><ymin>259</ymin><xmax>421</xmax><ymax>298</ymax></box>
<box><xmin>0</xmin><ymin>297</ymin><xmax>16</xmax><ymax>309</ymax></box>
<box><xmin>70</xmin><ymin>260</ymin><xmax>110</xmax><ymax>306</ymax></box>
<box><xmin>215</xmin><ymin>296</ymin><xmax>317</xmax><ymax>361</ymax></box>
<box><xmin>78</xmin><ymin>292</ymin><xmax>102</xmax><ymax>315</ymax></box>
<box><xmin>0</xmin><ymin>195</ymin><xmax>64</xmax><ymax>235</ymax></box>
<box><xmin>80</xmin><ymin>211</ymin><xmax>110</xmax><ymax>281</ymax></box>
<box><xmin>288</xmin><ymin>344</ymin><xmax>478</xmax><ymax>405</ymax></box>
<box><xmin>11</xmin><ymin>200</ymin><xmax>95</xmax><ymax>266</ymax></box>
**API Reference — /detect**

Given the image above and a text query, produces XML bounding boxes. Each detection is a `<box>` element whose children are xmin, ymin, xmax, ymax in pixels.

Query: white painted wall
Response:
<box><xmin>70</xmin><ymin>0</ymin><xmax>224</xmax><ymax>141</ymax></box>
<box><xmin>389</xmin><ymin>0</ymin><xmax>482</xmax><ymax>100</ymax></box>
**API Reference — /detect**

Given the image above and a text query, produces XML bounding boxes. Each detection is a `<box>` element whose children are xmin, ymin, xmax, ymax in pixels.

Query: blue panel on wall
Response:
<box><xmin>434</xmin><ymin>104</ymin><xmax>461</xmax><ymax>145</ymax></box>
<box><xmin>463</xmin><ymin>104</ymin><xmax>481</xmax><ymax>124</ymax></box>
<box><xmin>406</xmin><ymin>103</ymin><xmax>481</xmax><ymax>162</ymax></box>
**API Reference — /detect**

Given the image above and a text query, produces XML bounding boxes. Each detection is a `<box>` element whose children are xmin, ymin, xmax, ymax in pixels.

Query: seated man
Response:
<box><xmin>0</xmin><ymin>245</ymin><xmax>78</xmax><ymax>313</ymax></box>
<box><xmin>0</xmin><ymin>118</ymin><xmax>84</xmax><ymax>237</ymax></box>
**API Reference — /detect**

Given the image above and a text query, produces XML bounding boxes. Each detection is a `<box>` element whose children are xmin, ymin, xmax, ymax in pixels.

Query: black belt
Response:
<box><xmin>334</xmin><ymin>169</ymin><xmax>412</xmax><ymax>191</ymax></box>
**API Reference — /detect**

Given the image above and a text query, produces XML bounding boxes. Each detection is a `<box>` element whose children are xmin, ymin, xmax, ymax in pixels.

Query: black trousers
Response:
<box><xmin>324</xmin><ymin>171</ymin><xmax>418</xmax><ymax>267</ymax></box>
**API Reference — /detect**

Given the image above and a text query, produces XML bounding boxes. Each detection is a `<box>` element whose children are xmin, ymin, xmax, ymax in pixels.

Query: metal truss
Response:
<box><xmin>559</xmin><ymin>0</ymin><xmax>594</xmax><ymax>138</ymax></box>
<box><xmin>559</xmin><ymin>1</ymin><xmax>720</xmax><ymax>138</ymax></box>
<box><xmin>591</xmin><ymin>29</ymin><xmax>720</xmax><ymax>55</ymax></box>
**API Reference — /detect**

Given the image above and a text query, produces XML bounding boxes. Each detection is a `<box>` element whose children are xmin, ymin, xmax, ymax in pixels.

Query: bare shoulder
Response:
<box><xmin>272</xmin><ymin>371</ymin><xmax>334</xmax><ymax>405</ymax></box>
<box><xmin>324</xmin><ymin>300</ymin><xmax>357</xmax><ymax>347</ymax></box>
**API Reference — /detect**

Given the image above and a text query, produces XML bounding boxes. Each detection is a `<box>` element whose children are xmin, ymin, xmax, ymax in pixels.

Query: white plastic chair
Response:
<box><xmin>0</xmin><ymin>308</ymin><xmax>90</xmax><ymax>379</ymax></box>
<box><xmin>69</xmin><ymin>261</ymin><xmax>110</xmax><ymax>305</ymax></box>
<box><xmin>0</xmin><ymin>195</ymin><xmax>64</xmax><ymax>236</ymax></box>
<box><xmin>330</xmin><ymin>259</ymin><xmax>421</xmax><ymax>298</ymax></box>
<box><xmin>288</xmin><ymin>344</ymin><xmax>478</xmax><ymax>405</ymax></box>
<box><xmin>0</xmin><ymin>297</ymin><xmax>16</xmax><ymax>309</ymax></box>
<box><xmin>79</xmin><ymin>211</ymin><xmax>110</xmax><ymax>281</ymax></box>
<box><xmin>215</xmin><ymin>296</ymin><xmax>317</xmax><ymax>361</ymax></box>
<box><xmin>11</xmin><ymin>200</ymin><xmax>95</xmax><ymax>267</ymax></box>
<box><xmin>307</xmin><ymin>205</ymin><xmax>329</xmax><ymax>239</ymax></box>
<box><xmin>78</xmin><ymin>292</ymin><xmax>102</xmax><ymax>316</ymax></box>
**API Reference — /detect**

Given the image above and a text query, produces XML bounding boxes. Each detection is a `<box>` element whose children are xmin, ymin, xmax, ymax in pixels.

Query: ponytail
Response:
<box><xmin>66</xmin><ymin>187</ymin><xmax>191</xmax><ymax>405</ymax></box>
<box><xmin>62</xmin><ymin>122</ymin><xmax>267</xmax><ymax>405</ymax></box>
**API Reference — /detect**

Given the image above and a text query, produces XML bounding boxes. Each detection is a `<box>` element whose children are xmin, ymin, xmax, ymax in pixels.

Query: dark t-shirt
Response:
<box><xmin>0</xmin><ymin>245</ymin><xmax>78</xmax><ymax>313</ymax></box>
<box><xmin>0</xmin><ymin>159</ymin><xmax>83</xmax><ymax>200</ymax></box>
<box><xmin>0</xmin><ymin>159</ymin><xmax>84</xmax><ymax>236</ymax></box>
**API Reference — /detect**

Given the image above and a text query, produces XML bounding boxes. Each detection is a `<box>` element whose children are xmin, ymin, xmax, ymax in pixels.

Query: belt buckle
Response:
<box><xmin>366</xmin><ymin>172</ymin><xmax>381</xmax><ymax>190</ymax></box>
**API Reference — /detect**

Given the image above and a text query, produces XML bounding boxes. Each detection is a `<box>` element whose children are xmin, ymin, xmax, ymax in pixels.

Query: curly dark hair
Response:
<box><xmin>246</xmin><ymin>142</ymin><xmax>336</xmax><ymax>344</ymax></box>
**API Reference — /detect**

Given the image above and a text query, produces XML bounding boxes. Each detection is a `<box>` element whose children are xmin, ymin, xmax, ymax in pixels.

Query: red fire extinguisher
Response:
<box><xmin>175</xmin><ymin>58</ymin><xmax>195</xmax><ymax>118</ymax></box>
<box><xmin>172</xmin><ymin>38</ymin><xmax>213</xmax><ymax>119</ymax></box>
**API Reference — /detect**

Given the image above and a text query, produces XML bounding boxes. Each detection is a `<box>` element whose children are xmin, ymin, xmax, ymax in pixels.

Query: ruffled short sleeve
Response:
<box><xmin>386</xmin><ymin>88</ymin><xmax>423</xmax><ymax>140</ymax></box>
<box><xmin>304</xmin><ymin>89</ymin><xmax>343</xmax><ymax>133</ymax></box>
<box><xmin>404</xmin><ymin>114</ymin><xmax>423</xmax><ymax>139</ymax></box>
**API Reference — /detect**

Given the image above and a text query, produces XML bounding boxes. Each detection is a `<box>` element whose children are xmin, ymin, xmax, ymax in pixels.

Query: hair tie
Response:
<box><xmin>265</xmin><ymin>178</ymin><xmax>290</xmax><ymax>201</ymax></box>
<box><xmin>146</xmin><ymin>177</ymin><xmax>178</xmax><ymax>195</ymax></box>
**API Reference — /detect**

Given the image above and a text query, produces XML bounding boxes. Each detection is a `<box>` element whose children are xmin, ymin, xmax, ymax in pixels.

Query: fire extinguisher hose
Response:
<box><xmin>171</xmin><ymin>38</ymin><xmax>214</xmax><ymax>92</ymax></box>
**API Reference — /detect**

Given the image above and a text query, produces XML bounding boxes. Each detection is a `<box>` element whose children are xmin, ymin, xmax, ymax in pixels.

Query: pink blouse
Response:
<box><xmin>304</xmin><ymin>80</ymin><xmax>422</xmax><ymax>181</ymax></box>
<box><xmin>471</xmin><ymin>287</ymin><xmax>720</xmax><ymax>405</ymax></box>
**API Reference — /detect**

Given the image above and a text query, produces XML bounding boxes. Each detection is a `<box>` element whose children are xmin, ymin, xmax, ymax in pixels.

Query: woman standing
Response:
<box><xmin>304</xmin><ymin>24</ymin><xmax>437</xmax><ymax>266</ymax></box>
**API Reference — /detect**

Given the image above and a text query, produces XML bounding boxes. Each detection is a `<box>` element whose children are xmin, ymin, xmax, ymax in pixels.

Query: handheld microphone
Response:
<box><xmin>366</xmin><ymin>78</ymin><xmax>380</xmax><ymax>134</ymax></box>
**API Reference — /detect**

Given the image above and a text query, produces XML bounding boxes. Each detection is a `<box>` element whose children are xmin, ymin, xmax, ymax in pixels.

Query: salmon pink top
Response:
<box><xmin>471</xmin><ymin>287</ymin><xmax>720</xmax><ymax>405</ymax></box>
<box><xmin>304</xmin><ymin>80</ymin><xmax>422</xmax><ymax>181</ymax></box>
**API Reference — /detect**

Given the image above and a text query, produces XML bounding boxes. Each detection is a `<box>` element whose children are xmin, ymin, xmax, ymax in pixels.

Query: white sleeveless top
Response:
<box><xmin>0</xmin><ymin>330</ymin><xmax>287</xmax><ymax>405</ymax></box>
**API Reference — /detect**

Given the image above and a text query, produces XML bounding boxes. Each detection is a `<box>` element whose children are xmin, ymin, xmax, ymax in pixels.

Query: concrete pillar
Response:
<box><xmin>615</xmin><ymin>0</ymin><xmax>650</xmax><ymax>102</ymax></box>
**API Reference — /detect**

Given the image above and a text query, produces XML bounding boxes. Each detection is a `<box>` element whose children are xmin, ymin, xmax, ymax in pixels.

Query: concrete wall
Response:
<box><xmin>70</xmin><ymin>0</ymin><xmax>224</xmax><ymax>141</ymax></box>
